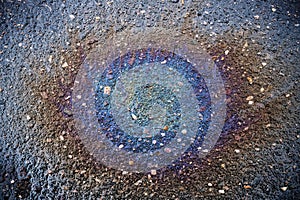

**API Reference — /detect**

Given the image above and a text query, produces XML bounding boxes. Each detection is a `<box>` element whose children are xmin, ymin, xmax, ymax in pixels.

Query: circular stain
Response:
<box><xmin>72</xmin><ymin>28</ymin><xmax>226</xmax><ymax>173</ymax></box>
<box><xmin>95</xmin><ymin>49</ymin><xmax>211</xmax><ymax>154</ymax></box>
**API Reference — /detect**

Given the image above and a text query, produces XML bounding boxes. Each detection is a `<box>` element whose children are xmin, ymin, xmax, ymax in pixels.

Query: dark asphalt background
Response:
<box><xmin>0</xmin><ymin>0</ymin><xmax>299</xmax><ymax>199</ymax></box>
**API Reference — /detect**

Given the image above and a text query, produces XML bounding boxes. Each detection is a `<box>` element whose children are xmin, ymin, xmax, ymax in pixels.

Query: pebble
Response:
<box><xmin>103</xmin><ymin>86</ymin><xmax>111</xmax><ymax>95</ymax></box>
<box><xmin>247</xmin><ymin>77</ymin><xmax>253</xmax><ymax>84</ymax></box>
<box><xmin>26</xmin><ymin>115</ymin><xmax>31</xmax><ymax>121</ymax></box>
<box><xmin>95</xmin><ymin>16</ymin><xmax>100</xmax><ymax>20</ymax></box>
<box><xmin>95</xmin><ymin>178</ymin><xmax>101</xmax><ymax>183</ymax></box>
<box><xmin>150</xmin><ymin>169</ymin><xmax>157</xmax><ymax>175</ymax></box>
<box><xmin>248</xmin><ymin>101</ymin><xmax>254</xmax><ymax>105</ymax></box>
<box><xmin>118</xmin><ymin>144</ymin><xmax>124</xmax><ymax>149</ymax></box>
<box><xmin>254</xmin><ymin>15</ymin><xmax>260</xmax><ymax>20</ymax></box>
<box><xmin>235</xmin><ymin>149</ymin><xmax>240</xmax><ymax>153</ymax></box>
<box><xmin>59</xmin><ymin>135</ymin><xmax>64</xmax><ymax>141</ymax></box>
<box><xmin>281</xmin><ymin>187</ymin><xmax>288</xmax><ymax>191</ymax></box>
<box><xmin>62</xmin><ymin>62</ymin><xmax>68</xmax><ymax>68</ymax></box>
<box><xmin>131</xmin><ymin>113</ymin><xmax>138</xmax><ymax>120</ymax></box>
<box><xmin>181</xmin><ymin>129</ymin><xmax>187</xmax><ymax>134</ymax></box>
<box><xmin>218</xmin><ymin>190</ymin><xmax>225</xmax><ymax>194</ymax></box>
<box><xmin>260</xmin><ymin>87</ymin><xmax>265</xmax><ymax>92</ymax></box>
<box><xmin>244</xmin><ymin>185</ymin><xmax>252</xmax><ymax>189</ymax></box>
<box><xmin>164</xmin><ymin>147</ymin><xmax>172</xmax><ymax>153</ymax></box>
<box><xmin>128</xmin><ymin>160</ymin><xmax>134</xmax><ymax>165</ymax></box>
<box><xmin>262</xmin><ymin>62</ymin><xmax>267</xmax><ymax>66</ymax></box>
<box><xmin>48</xmin><ymin>55</ymin><xmax>53</xmax><ymax>63</ymax></box>
<box><xmin>69</xmin><ymin>14</ymin><xmax>75</xmax><ymax>20</ymax></box>
<box><xmin>63</xmin><ymin>108</ymin><xmax>73</xmax><ymax>117</ymax></box>
<box><xmin>246</xmin><ymin>96</ymin><xmax>254</xmax><ymax>101</ymax></box>
<box><xmin>224</xmin><ymin>50</ymin><xmax>229</xmax><ymax>55</ymax></box>
<box><xmin>271</xmin><ymin>7</ymin><xmax>276</xmax><ymax>12</ymax></box>
<box><xmin>208</xmin><ymin>183</ymin><xmax>212</xmax><ymax>187</ymax></box>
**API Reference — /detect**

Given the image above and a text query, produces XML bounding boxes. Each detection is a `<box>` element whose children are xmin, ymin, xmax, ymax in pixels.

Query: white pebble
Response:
<box><xmin>235</xmin><ymin>149</ymin><xmax>240</xmax><ymax>153</ymax></box>
<box><xmin>69</xmin><ymin>14</ymin><xmax>75</xmax><ymax>20</ymax></box>
<box><xmin>119</xmin><ymin>144</ymin><xmax>124</xmax><ymax>149</ymax></box>
<box><xmin>281</xmin><ymin>187</ymin><xmax>288</xmax><ymax>191</ymax></box>
<box><xmin>48</xmin><ymin>55</ymin><xmax>53</xmax><ymax>63</ymax></box>
<box><xmin>181</xmin><ymin>129</ymin><xmax>187</xmax><ymax>134</ymax></box>
<box><xmin>254</xmin><ymin>15</ymin><xmax>260</xmax><ymax>19</ymax></box>
<box><xmin>208</xmin><ymin>183</ymin><xmax>213</xmax><ymax>187</ymax></box>
<box><xmin>248</xmin><ymin>100</ymin><xmax>254</xmax><ymax>105</ymax></box>
<box><xmin>202</xmin><ymin>149</ymin><xmax>209</xmax><ymax>153</ymax></box>
<box><xmin>225</xmin><ymin>50</ymin><xmax>229</xmax><ymax>55</ymax></box>
<box><xmin>262</xmin><ymin>62</ymin><xmax>267</xmax><ymax>66</ymax></box>
<box><xmin>246</xmin><ymin>96</ymin><xmax>254</xmax><ymax>101</ymax></box>
<box><xmin>131</xmin><ymin>113</ymin><xmax>138</xmax><ymax>120</ymax></box>
<box><xmin>62</xmin><ymin>62</ymin><xmax>68</xmax><ymax>68</ymax></box>
<box><xmin>218</xmin><ymin>190</ymin><xmax>225</xmax><ymax>194</ymax></box>
<box><xmin>150</xmin><ymin>169</ymin><xmax>157</xmax><ymax>175</ymax></box>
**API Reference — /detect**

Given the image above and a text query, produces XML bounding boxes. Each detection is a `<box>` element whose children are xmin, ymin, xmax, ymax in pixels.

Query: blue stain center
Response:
<box><xmin>95</xmin><ymin>48</ymin><xmax>211</xmax><ymax>153</ymax></box>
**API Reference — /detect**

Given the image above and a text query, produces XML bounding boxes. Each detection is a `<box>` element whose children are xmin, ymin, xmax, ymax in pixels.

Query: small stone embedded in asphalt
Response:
<box><xmin>246</xmin><ymin>96</ymin><xmax>254</xmax><ymax>101</ymax></box>
<box><xmin>63</xmin><ymin>108</ymin><xmax>73</xmax><ymax>117</ymax></box>
<box><xmin>103</xmin><ymin>86</ymin><xmax>111</xmax><ymax>95</ymax></box>
<box><xmin>69</xmin><ymin>14</ymin><xmax>75</xmax><ymax>20</ymax></box>
<box><xmin>62</xmin><ymin>62</ymin><xmax>69</xmax><ymax>68</ymax></box>
<box><xmin>281</xmin><ymin>187</ymin><xmax>288</xmax><ymax>191</ymax></box>
<box><xmin>218</xmin><ymin>190</ymin><xmax>225</xmax><ymax>194</ymax></box>
<box><xmin>150</xmin><ymin>169</ymin><xmax>157</xmax><ymax>176</ymax></box>
<box><xmin>234</xmin><ymin>149</ymin><xmax>240</xmax><ymax>153</ymax></box>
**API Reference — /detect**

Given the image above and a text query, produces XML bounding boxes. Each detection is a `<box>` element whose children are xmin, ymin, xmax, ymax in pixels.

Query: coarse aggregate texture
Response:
<box><xmin>0</xmin><ymin>0</ymin><xmax>299</xmax><ymax>199</ymax></box>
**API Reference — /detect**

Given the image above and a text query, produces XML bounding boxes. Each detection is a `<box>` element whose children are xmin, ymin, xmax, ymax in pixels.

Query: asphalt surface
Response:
<box><xmin>0</xmin><ymin>0</ymin><xmax>299</xmax><ymax>199</ymax></box>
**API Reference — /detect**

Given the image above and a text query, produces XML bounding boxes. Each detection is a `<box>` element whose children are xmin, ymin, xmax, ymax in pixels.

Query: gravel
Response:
<box><xmin>0</xmin><ymin>0</ymin><xmax>299</xmax><ymax>199</ymax></box>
